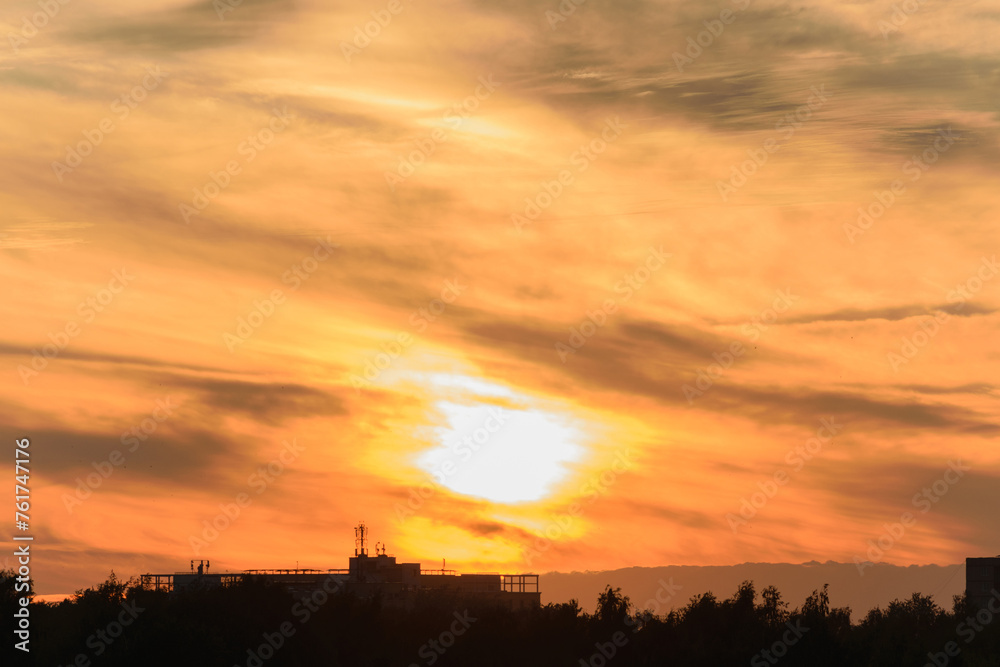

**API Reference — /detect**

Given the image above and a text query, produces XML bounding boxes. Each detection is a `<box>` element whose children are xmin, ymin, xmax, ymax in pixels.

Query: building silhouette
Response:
<box><xmin>966</xmin><ymin>556</ymin><xmax>1000</xmax><ymax>609</ymax></box>
<box><xmin>142</xmin><ymin>523</ymin><xmax>540</xmax><ymax>610</ymax></box>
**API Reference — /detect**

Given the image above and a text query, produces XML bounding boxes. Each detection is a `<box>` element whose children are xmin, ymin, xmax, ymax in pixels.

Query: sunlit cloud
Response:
<box><xmin>1</xmin><ymin>0</ymin><xmax>997</xmax><ymax>598</ymax></box>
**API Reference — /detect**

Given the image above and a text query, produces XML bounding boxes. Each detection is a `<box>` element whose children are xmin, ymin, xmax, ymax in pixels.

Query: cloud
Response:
<box><xmin>66</xmin><ymin>0</ymin><xmax>299</xmax><ymax>52</ymax></box>
<box><xmin>3</xmin><ymin>0</ymin><xmax>998</xmax><ymax>596</ymax></box>
<box><xmin>784</xmin><ymin>302</ymin><xmax>996</xmax><ymax>324</ymax></box>
<box><xmin>30</xmin><ymin>424</ymin><xmax>243</xmax><ymax>487</ymax></box>
<box><xmin>157</xmin><ymin>375</ymin><xmax>349</xmax><ymax>425</ymax></box>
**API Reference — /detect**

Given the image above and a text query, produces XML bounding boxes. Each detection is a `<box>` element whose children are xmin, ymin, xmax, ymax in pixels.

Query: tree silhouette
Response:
<box><xmin>594</xmin><ymin>584</ymin><xmax>631</xmax><ymax>626</ymax></box>
<box><xmin>18</xmin><ymin>571</ymin><xmax>1000</xmax><ymax>666</ymax></box>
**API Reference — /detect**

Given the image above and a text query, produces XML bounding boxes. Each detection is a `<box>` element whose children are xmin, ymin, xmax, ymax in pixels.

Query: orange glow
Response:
<box><xmin>2</xmin><ymin>0</ymin><xmax>997</xmax><ymax>598</ymax></box>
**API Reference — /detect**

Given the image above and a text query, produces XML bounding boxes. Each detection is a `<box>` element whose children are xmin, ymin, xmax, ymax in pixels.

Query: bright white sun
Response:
<box><xmin>414</xmin><ymin>375</ymin><xmax>585</xmax><ymax>503</ymax></box>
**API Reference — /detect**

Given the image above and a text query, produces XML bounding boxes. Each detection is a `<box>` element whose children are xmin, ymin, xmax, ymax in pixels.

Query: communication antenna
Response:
<box><xmin>355</xmin><ymin>522</ymin><xmax>368</xmax><ymax>556</ymax></box>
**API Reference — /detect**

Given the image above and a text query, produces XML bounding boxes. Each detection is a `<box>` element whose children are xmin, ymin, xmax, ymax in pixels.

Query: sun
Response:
<box><xmin>414</xmin><ymin>374</ymin><xmax>586</xmax><ymax>504</ymax></box>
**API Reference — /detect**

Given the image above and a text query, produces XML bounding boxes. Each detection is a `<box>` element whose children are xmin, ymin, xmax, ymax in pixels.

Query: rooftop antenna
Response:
<box><xmin>355</xmin><ymin>522</ymin><xmax>368</xmax><ymax>557</ymax></box>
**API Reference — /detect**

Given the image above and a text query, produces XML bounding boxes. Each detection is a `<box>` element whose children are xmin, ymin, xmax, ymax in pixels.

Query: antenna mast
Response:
<box><xmin>355</xmin><ymin>522</ymin><xmax>368</xmax><ymax>556</ymax></box>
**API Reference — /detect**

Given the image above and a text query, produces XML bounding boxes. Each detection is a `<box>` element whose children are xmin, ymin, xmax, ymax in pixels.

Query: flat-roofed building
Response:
<box><xmin>141</xmin><ymin>524</ymin><xmax>540</xmax><ymax>611</ymax></box>
<box><xmin>966</xmin><ymin>557</ymin><xmax>1000</xmax><ymax>609</ymax></box>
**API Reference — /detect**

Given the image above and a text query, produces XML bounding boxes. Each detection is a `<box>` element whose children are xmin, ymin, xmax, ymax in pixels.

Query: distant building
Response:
<box><xmin>141</xmin><ymin>523</ymin><xmax>540</xmax><ymax>611</ymax></box>
<box><xmin>965</xmin><ymin>557</ymin><xmax>1000</xmax><ymax>608</ymax></box>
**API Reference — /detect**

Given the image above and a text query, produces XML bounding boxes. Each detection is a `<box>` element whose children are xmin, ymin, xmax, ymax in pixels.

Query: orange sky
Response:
<box><xmin>1</xmin><ymin>0</ymin><xmax>998</xmax><ymax>597</ymax></box>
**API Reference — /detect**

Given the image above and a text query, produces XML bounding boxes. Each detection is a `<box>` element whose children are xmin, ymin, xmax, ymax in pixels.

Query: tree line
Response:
<box><xmin>2</xmin><ymin>568</ymin><xmax>997</xmax><ymax>666</ymax></box>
